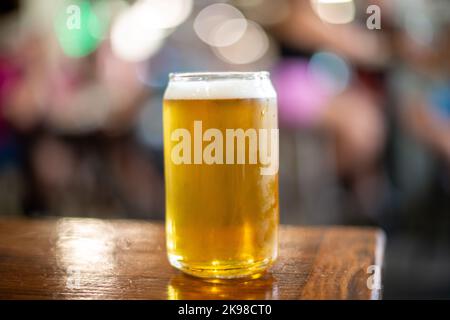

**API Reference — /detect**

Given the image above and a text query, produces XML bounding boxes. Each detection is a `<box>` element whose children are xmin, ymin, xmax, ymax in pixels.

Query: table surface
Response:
<box><xmin>0</xmin><ymin>218</ymin><xmax>385</xmax><ymax>300</ymax></box>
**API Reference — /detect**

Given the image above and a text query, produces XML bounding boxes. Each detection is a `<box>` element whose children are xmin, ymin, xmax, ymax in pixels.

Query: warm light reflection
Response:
<box><xmin>56</xmin><ymin>219</ymin><xmax>117</xmax><ymax>290</ymax></box>
<box><xmin>167</xmin><ymin>274</ymin><xmax>278</xmax><ymax>300</ymax></box>
<box><xmin>56</xmin><ymin>219</ymin><xmax>116</xmax><ymax>270</ymax></box>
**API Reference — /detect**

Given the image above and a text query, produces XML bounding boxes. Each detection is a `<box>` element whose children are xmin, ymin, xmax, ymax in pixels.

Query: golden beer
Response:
<box><xmin>163</xmin><ymin>72</ymin><xmax>278</xmax><ymax>279</ymax></box>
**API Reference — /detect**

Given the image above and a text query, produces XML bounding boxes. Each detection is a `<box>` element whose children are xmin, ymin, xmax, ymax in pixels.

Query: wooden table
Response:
<box><xmin>0</xmin><ymin>218</ymin><xmax>385</xmax><ymax>300</ymax></box>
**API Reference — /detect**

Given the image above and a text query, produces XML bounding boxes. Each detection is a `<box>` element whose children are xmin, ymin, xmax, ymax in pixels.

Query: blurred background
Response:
<box><xmin>0</xmin><ymin>0</ymin><xmax>449</xmax><ymax>298</ymax></box>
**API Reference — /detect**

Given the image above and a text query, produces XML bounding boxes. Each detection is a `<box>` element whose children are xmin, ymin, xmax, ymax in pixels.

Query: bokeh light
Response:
<box><xmin>194</xmin><ymin>3</ymin><xmax>247</xmax><ymax>47</ymax></box>
<box><xmin>308</xmin><ymin>51</ymin><xmax>352</xmax><ymax>95</ymax></box>
<box><xmin>311</xmin><ymin>0</ymin><xmax>356</xmax><ymax>24</ymax></box>
<box><xmin>110</xmin><ymin>6</ymin><xmax>165</xmax><ymax>62</ymax></box>
<box><xmin>272</xmin><ymin>59</ymin><xmax>332</xmax><ymax>127</ymax></box>
<box><xmin>213</xmin><ymin>20</ymin><xmax>269</xmax><ymax>65</ymax></box>
<box><xmin>110</xmin><ymin>0</ymin><xmax>192</xmax><ymax>62</ymax></box>
<box><xmin>54</xmin><ymin>0</ymin><xmax>102</xmax><ymax>58</ymax></box>
<box><xmin>137</xmin><ymin>0</ymin><xmax>193</xmax><ymax>30</ymax></box>
<box><xmin>90</xmin><ymin>0</ymin><xmax>129</xmax><ymax>40</ymax></box>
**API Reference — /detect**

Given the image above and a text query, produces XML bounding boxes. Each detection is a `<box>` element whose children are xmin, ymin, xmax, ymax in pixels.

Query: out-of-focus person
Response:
<box><xmin>267</xmin><ymin>0</ymin><xmax>390</xmax><ymax>224</ymax></box>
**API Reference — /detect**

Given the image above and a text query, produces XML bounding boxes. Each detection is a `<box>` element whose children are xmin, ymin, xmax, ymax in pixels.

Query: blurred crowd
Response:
<box><xmin>0</xmin><ymin>0</ymin><xmax>450</xmax><ymax>298</ymax></box>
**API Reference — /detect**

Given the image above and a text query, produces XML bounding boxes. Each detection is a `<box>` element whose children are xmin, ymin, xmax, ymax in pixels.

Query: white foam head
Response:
<box><xmin>164</xmin><ymin>72</ymin><xmax>277</xmax><ymax>100</ymax></box>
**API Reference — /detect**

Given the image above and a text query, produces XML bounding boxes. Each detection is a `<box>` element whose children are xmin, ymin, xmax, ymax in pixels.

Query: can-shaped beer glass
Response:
<box><xmin>163</xmin><ymin>72</ymin><xmax>279</xmax><ymax>279</ymax></box>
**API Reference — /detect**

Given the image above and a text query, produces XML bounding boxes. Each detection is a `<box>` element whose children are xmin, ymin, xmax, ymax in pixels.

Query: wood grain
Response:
<box><xmin>0</xmin><ymin>218</ymin><xmax>384</xmax><ymax>300</ymax></box>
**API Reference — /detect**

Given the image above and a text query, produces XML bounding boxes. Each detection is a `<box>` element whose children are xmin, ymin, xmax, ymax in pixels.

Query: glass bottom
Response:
<box><xmin>168</xmin><ymin>254</ymin><xmax>275</xmax><ymax>279</ymax></box>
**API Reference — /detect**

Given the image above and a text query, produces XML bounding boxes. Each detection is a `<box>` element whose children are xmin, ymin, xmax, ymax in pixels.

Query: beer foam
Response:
<box><xmin>164</xmin><ymin>75</ymin><xmax>277</xmax><ymax>100</ymax></box>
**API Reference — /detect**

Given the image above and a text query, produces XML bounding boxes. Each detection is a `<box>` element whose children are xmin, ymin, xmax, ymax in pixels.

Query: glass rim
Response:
<box><xmin>168</xmin><ymin>71</ymin><xmax>270</xmax><ymax>82</ymax></box>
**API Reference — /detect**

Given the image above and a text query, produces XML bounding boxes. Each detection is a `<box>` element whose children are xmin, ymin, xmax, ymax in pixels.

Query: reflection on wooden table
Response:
<box><xmin>0</xmin><ymin>218</ymin><xmax>384</xmax><ymax>299</ymax></box>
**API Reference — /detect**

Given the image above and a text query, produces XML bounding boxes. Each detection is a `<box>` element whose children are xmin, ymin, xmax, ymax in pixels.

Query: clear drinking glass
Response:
<box><xmin>163</xmin><ymin>72</ymin><xmax>279</xmax><ymax>279</ymax></box>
